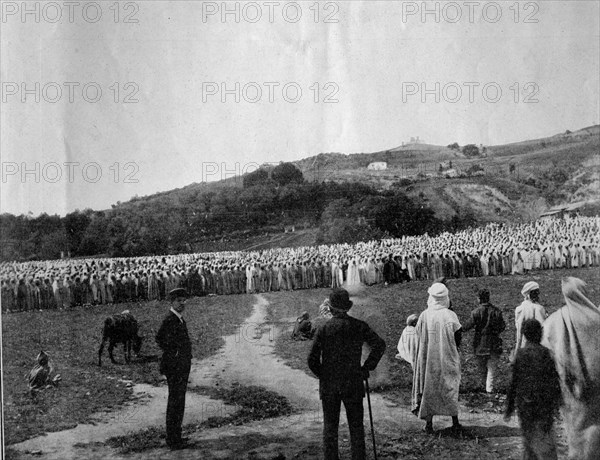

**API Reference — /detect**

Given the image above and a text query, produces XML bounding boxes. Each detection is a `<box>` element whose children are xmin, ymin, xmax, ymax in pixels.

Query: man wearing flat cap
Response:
<box><xmin>308</xmin><ymin>288</ymin><xmax>386</xmax><ymax>460</ymax></box>
<box><xmin>156</xmin><ymin>288</ymin><xmax>192</xmax><ymax>450</ymax></box>
<box><xmin>514</xmin><ymin>281</ymin><xmax>548</xmax><ymax>356</ymax></box>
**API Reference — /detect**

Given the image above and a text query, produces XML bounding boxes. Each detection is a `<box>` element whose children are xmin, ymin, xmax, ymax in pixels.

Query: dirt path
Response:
<box><xmin>10</xmin><ymin>294</ymin><xmax>527</xmax><ymax>460</ymax></box>
<box><xmin>189</xmin><ymin>295</ymin><xmax>321</xmax><ymax>409</ymax></box>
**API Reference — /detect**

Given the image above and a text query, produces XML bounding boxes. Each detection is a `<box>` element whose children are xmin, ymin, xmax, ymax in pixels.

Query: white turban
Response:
<box><xmin>427</xmin><ymin>283</ymin><xmax>450</xmax><ymax>310</ymax></box>
<box><xmin>521</xmin><ymin>281</ymin><xmax>540</xmax><ymax>296</ymax></box>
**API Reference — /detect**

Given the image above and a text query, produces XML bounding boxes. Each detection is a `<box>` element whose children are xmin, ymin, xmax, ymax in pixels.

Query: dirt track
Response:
<box><xmin>10</xmin><ymin>294</ymin><xmax>529</xmax><ymax>460</ymax></box>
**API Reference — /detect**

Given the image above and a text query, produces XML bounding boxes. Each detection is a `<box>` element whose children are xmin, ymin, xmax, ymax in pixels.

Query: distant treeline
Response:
<box><xmin>0</xmin><ymin>164</ymin><xmax>478</xmax><ymax>261</ymax></box>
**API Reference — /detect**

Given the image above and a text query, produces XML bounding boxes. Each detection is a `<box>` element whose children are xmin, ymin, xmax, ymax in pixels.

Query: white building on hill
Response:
<box><xmin>367</xmin><ymin>162</ymin><xmax>387</xmax><ymax>170</ymax></box>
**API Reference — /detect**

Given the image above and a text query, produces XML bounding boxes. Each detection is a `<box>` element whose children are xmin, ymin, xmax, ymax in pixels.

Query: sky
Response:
<box><xmin>1</xmin><ymin>0</ymin><xmax>599</xmax><ymax>216</ymax></box>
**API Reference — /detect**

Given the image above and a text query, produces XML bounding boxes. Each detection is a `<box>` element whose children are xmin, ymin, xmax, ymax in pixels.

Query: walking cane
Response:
<box><xmin>365</xmin><ymin>377</ymin><xmax>378</xmax><ymax>460</ymax></box>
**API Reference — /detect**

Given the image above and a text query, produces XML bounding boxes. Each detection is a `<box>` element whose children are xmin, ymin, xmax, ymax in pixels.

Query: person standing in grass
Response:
<box><xmin>156</xmin><ymin>288</ymin><xmax>192</xmax><ymax>450</ymax></box>
<box><xmin>396</xmin><ymin>313</ymin><xmax>419</xmax><ymax>371</ymax></box>
<box><xmin>411</xmin><ymin>282</ymin><xmax>462</xmax><ymax>434</ymax></box>
<box><xmin>505</xmin><ymin>318</ymin><xmax>561</xmax><ymax>460</ymax></box>
<box><xmin>462</xmin><ymin>289</ymin><xmax>506</xmax><ymax>393</ymax></box>
<box><xmin>308</xmin><ymin>288</ymin><xmax>386</xmax><ymax>460</ymax></box>
<box><xmin>514</xmin><ymin>281</ymin><xmax>547</xmax><ymax>355</ymax></box>
<box><xmin>542</xmin><ymin>277</ymin><xmax>600</xmax><ymax>460</ymax></box>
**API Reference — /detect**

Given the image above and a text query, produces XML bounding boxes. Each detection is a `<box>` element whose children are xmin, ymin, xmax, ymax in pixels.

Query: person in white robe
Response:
<box><xmin>522</xmin><ymin>248</ymin><xmax>532</xmax><ymax>272</ymax></box>
<box><xmin>396</xmin><ymin>314</ymin><xmax>419</xmax><ymax>370</ymax></box>
<box><xmin>331</xmin><ymin>261</ymin><xmax>341</xmax><ymax>289</ymax></box>
<box><xmin>512</xmin><ymin>250</ymin><xmax>524</xmax><ymax>275</ymax></box>
<box><xmin>365</xmin><ymin>258</ymin><xmax>377</xmax><ymax>285</ymax></box>
<box><xmin>542</xmin><ymin>277</ymin><xmax>600</xmax><ymax>460</ymax></box>
<box><xmin>346</xmin><ymin>259</ymin><xmax>361</xmax><ymax>286</ymax></box>
<box><xmin>514</xmin><ymin>281</ymin><xmax>548</xmax><ymax>356</ymax></box>
<box><xmin>531</xmin><ymin>248</ymin><xmax>541</xmax><ymax>270</ymax></box>
<box><xmin>411</xmin><ymin>283</ymin><xmax>462</xmax><ymax>433</ymax></box>
<box><xmin>554</xmin><ymin>245</ymin><xmax>564</xmax><ymax>268</ymax></box>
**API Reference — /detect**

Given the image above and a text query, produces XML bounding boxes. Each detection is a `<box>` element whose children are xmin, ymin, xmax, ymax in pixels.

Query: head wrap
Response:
<box><xmin>521</xmin><ymin>281</ymin><xmax>539</xmax><ymax>296</ymax></box>
<box><xmin>427</xmin><ymin>283</ymin><xmax>450</xmax><ymax>310</ymax></box>
<box><xmin>406</xmin><ymin>314</ymin><xmax>418</xmax><ymax>326</ymax></box>
<box><xmin>562</xmin><ymin>277</ymin><xmax>597</xmax><ymax>312</ymax></box>
<box><xmin>36</xmin><ymin>350</ymin><xmax>49</xmax><ymax>366</ymax></box>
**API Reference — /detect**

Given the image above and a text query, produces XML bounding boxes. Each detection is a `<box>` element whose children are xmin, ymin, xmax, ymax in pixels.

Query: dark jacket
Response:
<box><xmin>463</xmin><ymin>302</ymin><xmax>506</xmax><ymax>355</ymax></box>
<box><xmin>506</xmin><ymin>342</ymin><xmax>562</xmax><ymax>430</ymax></box>
<box><xmin>156</xmin><ymin>311</ymin><xmax>192</xmax><ymax>375</ymax></box>
<box><xmin>308</xmin><ymin>313</ymin><xmax>386</xmax><ymax>399</ymax></box>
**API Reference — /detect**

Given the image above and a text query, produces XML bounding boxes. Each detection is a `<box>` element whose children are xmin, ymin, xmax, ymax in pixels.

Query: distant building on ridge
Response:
<box><xmin>367</xmin><ymin>162</ymin><xmax>387</xmax><ymax>170</ymax></box>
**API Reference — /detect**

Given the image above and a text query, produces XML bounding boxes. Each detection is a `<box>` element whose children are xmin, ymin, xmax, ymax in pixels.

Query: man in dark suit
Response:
<box><xmin>308</xmin><ymin>288</ymin><xmax>386</xmax><ymax>460</ymax></box>
<box><xmin>156</xmin><ymin>288</ymin><xmax>193</xmax><ymax>450</ymax></box>
<box><xmin>462</xmin><ymin>289</ymin><xmax>506</xmax><ymax>393</ymax></box>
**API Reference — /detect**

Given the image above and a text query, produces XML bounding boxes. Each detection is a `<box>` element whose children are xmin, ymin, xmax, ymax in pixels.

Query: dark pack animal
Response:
<box><xmin>98</xmin><ymin>312</ymin><xmax>143</xmax><ymax>366</ymax></box>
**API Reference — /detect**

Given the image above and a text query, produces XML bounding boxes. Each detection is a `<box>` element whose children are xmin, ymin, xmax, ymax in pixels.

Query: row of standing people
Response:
<box><xmin>3</xmin><ymin>246</ymin><xmax>598</xmax><ymax>312</ymax></box>
<box><xmin>397</xmin><ymin>278</ymin><xmax>598</xmax><ymax>460</ymax></box>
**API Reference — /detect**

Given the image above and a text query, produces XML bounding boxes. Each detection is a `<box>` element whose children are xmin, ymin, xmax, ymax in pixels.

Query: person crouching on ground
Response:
<box><xmin>292</xmin><ymin>311</ymin><xmax>313</xmax><ymax>340</ymax></box>
<box><xmin>308</xmin><ymin>288</ymin><xmax>386</xmax><ymax>460</ymax></box>
<box><xmin>28</xmin><ymin>350</ymin><xmax>61</xmax><ymax>394</ymax></box>
<box><xmin>396</xmin><ymin>313</ymin><xmax>418</xmax><ymax>371</ymax></box>
<box><xmin>505</xmin><ymin>318</ymin><xmax>561</xmax><ymax>460</ymax></box>
<box><xmin>462</xmin><ymin>289</ymin><xmax>506</xmax><ymax>393</ymax></box>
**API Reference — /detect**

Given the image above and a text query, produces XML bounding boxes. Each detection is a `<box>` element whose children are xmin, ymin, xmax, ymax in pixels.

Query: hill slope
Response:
<box><xmin>292</xmin><ymin>125</ymin><xmax>600</xmax><ymax>222</ymax></box>
<box><xmin>2</xmin><ymin>126</ymin><xmax>598</xmax><ymax>259</ymax></box>
<box><xmin>110</xmin><ymin>125</ymin><xmax>599</xmax><ymax>246</ymax></box>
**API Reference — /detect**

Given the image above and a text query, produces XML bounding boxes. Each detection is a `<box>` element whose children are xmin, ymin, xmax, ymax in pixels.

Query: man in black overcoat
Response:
<box><xmin>156</xmin><ymin>288</ymin><xmax>193</xmax><ymax>450</ymax></box>
<box><xmin>308</xmin><ymin>288</ymin><xmax>386</xmax><ymax>460</ymax></box>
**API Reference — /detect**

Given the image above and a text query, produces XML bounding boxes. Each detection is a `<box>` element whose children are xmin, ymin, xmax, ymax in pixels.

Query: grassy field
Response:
<box><xmin>1</xmin><ymin>295</ymin><xmax>253</xmax><ymax>445</ymax></box>
<box><xmin>269</xmin><ymin>267</ymin><xmax>600</xmax><ymax>394</ymax></box>
<box><xmin>105</xmin><ymin>384</ymin><xmax>293</xmax><ymax>454</ymax></box>
<box><xmin>2</xmin><ymin>267</ymin><xmax>598</xmax><ymax>448</ymax></box>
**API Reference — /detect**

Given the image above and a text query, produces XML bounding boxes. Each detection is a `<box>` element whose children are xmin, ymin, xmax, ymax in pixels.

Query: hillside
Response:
<box><xmin>92</xmin><ymin>124</ymin><xmax>600</xmax><ymax>250</ymax></box>
<box><xmin>292</xmin><ymin>125</ymin><xmax>600</xmax><ymax>223</ymax></box>
<box><xmin>2</xmin><ymin>126</ymin><xmax>598</xmax><ymax>260</ymax></box>
<box><xmin>117</xmin><ymin>125</ymin><xmax>598</xmax><ymax>229</ymax></box>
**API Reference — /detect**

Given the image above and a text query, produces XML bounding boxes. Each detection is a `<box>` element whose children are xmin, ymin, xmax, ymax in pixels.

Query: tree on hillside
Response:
<box><xmin>522</xmin><ymin>197</ymin><xmax>548</xmax><ymax>221</ymax></box>
<box><xmin>466</xmin><ymin>164</ymin><xmax>484</xmax><ymax>176</ymax></box>
<box><xmin>370</xmin><ymin>193</ymin><xmax>439</xmax><ymax>237</ymax></box>
<box><xmin>447</xmin><ymin>142</ymin><xmax>460</xmax><ymax>150</ymax></box>
<box><xmin>462</xmin><ymin>144</ymin><xmax>480</xmax><ymax>157</ymax></box>
<box><xmin>243</xmin><ymin>168</ymin><xmax>269</xmax><ymax>188</ymax></box>
<box><xmin>64</xmin><ymin>210</ymin><xmax>92</xmax><ymax>254</ymax></box>
<box><xmin>317</xmin><ymin>217</ymin><xmax>383</xmax><ymax>245</ymax></box>
<box><xmin>271</xmin><ymin>162</ymin><xmax>304</xmax><ymax>187</ymax></box>
<box><xmin>79</xmin><ymin>212</ymin><xmax>109</xmax><ymax>255</ymax></box>
<box><xmin>448</xmin><ymin>208</ymin><xmax>478</xmax><ymax>231</ymax></box>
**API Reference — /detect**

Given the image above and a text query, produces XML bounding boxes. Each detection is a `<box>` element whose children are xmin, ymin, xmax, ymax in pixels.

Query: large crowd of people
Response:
<box><xmin>1</xmin><ymin>215</ymin><xmax>598</xmax><ymax>312</ymax></box>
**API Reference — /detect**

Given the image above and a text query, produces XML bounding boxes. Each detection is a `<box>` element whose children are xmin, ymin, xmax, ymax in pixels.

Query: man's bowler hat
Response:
<box><xmin>169</xmin><ymin>288</ymin><xmax>188</xmax><ymax>300</ymax></box>
<box><xmin>329</xmin><ymin>288</ymin><xmax>353</xmax><ymax>311</ymax></box>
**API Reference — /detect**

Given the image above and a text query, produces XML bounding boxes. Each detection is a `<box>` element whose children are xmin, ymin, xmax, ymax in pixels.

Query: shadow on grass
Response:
<box><xmin>105</xmin><ymin>383</ymin><xmax>294</xmax><ymax>454</ymax></box>
<box><xmin>133</xmin><ymin>354</ymin><xmax>159</xmax><ymax>364</ymax></box>
<box><xmin>434</xmin><ymin>424</ymin><xmax>521</xmax><ymax>439</ymax></box>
